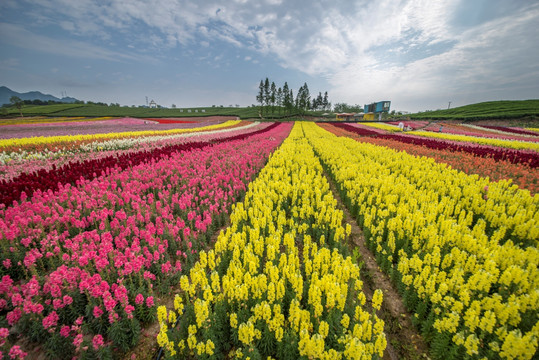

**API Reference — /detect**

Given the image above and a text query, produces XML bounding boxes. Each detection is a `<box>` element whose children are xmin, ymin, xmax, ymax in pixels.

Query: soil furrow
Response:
<box><xmin>322</xmin><ymin>168</ymin><xmax>430</xmax><ymax>360</ymax></box>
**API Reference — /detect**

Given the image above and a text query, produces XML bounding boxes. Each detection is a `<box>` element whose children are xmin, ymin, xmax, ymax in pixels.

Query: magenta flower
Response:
<box><xmin>145</xmin><ymin>296</ymin><xmax>154</xmax><ymax>308</ymax></box>
<box><xmin>135</xmin><ymin>293</ymin><xmax>144</xmax><ymax>305</ymax></box>
<box><xmin>0</xmin><ymin>327</ymin><xmax>9</xmax><ymax>346</ymax></box>
<box><xmin>73</xmin><ymin>333</ymin><xmax>83</xmax><ymax>348</ymax></box>
<box><xmin>8</xmin><ymin>345</ymin><xmax>27</xmax><ymax>360</ymax></box>
<box><xmin>42</xmin><ymin>311</ymin><xmax>59</xmax><ymax>330</ymax></box>
<box><xmin>60</xmin><ymin>325</ymin><xmax>71</xmax><ymax>337</ymax></box>
<box><xmin>92</xmin><ymin>334</ymin><xmax>104</xmax><ymax>350</ymax></box>
<box><xmin>6</xmin><ymin>308</ymin><xmax>21</xmax><ymax>326</ymax></box>
<box><xmin>93</xmin><ymin>305</ymin><xmax>104</xmax><ymax>318</ymax></box>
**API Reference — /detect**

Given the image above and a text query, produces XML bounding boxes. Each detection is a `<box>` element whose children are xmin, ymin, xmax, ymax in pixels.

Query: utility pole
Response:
<box><xmin>448</xmin><ymin>101</ymin><xmax>452</xmax><ymax>109</ymax></box>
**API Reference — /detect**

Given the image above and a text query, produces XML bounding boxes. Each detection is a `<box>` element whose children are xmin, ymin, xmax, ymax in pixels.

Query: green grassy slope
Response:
<box><xmin>409</xmin><ymin>100</ymin><xmax>539</xmax><ymax>120</ymax></box>
<box><xmin>1</xmin><ymin>103</ymin><xmax>326</xmax><ymax>120</ymax></box>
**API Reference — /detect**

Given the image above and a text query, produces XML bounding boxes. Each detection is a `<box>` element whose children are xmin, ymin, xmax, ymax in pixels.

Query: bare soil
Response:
<box><xmin>324</xmin><ymin>170</ymin><xmax>430</xmax><ymax>360</ymax></box>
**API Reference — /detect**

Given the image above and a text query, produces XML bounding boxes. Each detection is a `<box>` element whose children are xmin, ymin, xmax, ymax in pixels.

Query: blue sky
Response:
<box><xmin>0</xmin><ymin>0</ymin><xmax>538</xmax><ymax>112</ymax></box>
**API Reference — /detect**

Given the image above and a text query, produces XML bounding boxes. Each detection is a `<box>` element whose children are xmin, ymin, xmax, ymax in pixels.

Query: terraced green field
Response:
<box><xmin>409</xmin><ymin>99</ymin><xmax>539</xmax><ymax>120</ymax></box>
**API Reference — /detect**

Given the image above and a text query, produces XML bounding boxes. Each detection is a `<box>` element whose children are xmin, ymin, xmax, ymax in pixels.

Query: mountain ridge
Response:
<box><xmin>0</xmin><ymin>86</ymin><xmax>79</xmax><ymax>106</ymax></box>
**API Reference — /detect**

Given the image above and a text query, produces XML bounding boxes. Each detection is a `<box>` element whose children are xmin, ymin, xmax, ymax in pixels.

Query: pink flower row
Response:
<box><xmin>0</xmin><ymin>122</ymin><xmax>292</xmax><ymax>357</ymax></box>
<box><xmin>422</xmin><ymin>123</ymin><xmax>539</xmax><ymax>142</ymax></box>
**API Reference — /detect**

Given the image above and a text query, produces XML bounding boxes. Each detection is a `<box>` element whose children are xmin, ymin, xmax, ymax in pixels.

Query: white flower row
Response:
<box><xmin>461</xmin><ymin>123</ymin><xmax>537</xmax><ymax>138</ymax></box>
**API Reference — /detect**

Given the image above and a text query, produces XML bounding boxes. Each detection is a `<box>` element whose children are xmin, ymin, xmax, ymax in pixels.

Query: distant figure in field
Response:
<box><xmin>439</xmin><ymin>125</ymin><xmax>443</xmax><ymax>132</ymax></box>
<box><xmin>405</xmin><ymin>125</ymin><xmax>412</xmax><ymax>131</ymax></box>
<box><xmin>398</xmin><ymin>122</ymin><xmax>405</xmax><ymax>131</ymax></box>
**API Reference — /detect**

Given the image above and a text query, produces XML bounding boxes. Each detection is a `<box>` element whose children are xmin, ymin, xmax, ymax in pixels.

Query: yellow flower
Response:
<box><xmin>372</xmin><ymin>289</ymin><xmax>383</xmax><ymax>311</ymax></box>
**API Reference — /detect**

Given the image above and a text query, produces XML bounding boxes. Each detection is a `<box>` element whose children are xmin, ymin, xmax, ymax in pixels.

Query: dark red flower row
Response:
<box><xmin>0</xmin><ymin>123</ymin><xmax>281</xmax><ymax>207</ymax></box>
<box><xmin>332</xmin><ymin>123</ymin><xmax>539</xmax><ymax>168</ymax></box>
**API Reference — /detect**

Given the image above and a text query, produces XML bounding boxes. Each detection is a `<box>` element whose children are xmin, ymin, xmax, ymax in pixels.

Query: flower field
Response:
<box><xmin>0</xmin><ymin>117</ymin><xmax>537</xmax><ymax>359</ymax></box>
<box><xmin>157</xmin><ymin>123</ymin><xmax>386</xmax><ymax>359</ymax></box>
<box><xmin>304</xmin><ymin>122</ymin><xmax>538</xmax><ymax>360</ymax></box>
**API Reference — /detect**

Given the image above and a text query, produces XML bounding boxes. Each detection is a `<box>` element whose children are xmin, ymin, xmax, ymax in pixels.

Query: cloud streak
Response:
<box><xmin>0</xmin><ymin>23</ymin><xmax>157</xmax><ymax>64</ymax></box>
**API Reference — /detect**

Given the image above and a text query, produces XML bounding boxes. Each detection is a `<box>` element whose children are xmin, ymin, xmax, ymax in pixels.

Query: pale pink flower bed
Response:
<box><xmin>0</xmin><ymin>117</ymin><xmax>226</xmax><ymax>139</ymax></box>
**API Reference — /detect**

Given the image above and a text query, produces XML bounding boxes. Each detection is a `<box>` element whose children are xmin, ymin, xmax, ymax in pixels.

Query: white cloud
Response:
<box><xmin>328</xmin><ymin>3</ymin><xmax>539</xmax><ymax>111</ymax></box>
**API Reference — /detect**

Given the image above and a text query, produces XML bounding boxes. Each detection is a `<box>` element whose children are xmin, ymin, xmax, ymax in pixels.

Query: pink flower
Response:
<box><xmin>183</xmin><ymin>227</ymin><xmax>190</xmax><ymax>239</ymax></box>
<box><xmin>92</xmin><ymin>334</ymin><xmax>104</xmax><ymax>350</ymax></box>
<box><xmin>42</xmin><ymin>311</ymin><xmax>59</xmax><ymax>330</ymax></box>
<box><xmin>8</xmin><ymin>345</ymin><xmax>27</xmax><ymax>359</ymax></box>
<box><xmin>161</xmin><ymin>262</ymin><xmax>172</xmax><ymax>274</ymax></box>
<box><xmin>103</xmin><ymin>296</ymin><xmax>117</xmax><ymax>312</ymax></box>
<box><xmin>2</xmin><ymin>259</ymin><xmax>11</xmax><ymax>269</ymax></box>
<box><xmin>52</xmin><ymin>298</ymin><xmax>63</xmax><ymax>310</ymax></box>
<box><xmin>93</xmin><ymin>306</ymin><xmax>104</xmax><ymax>318</ymax></box>
<box><xmin>60</xmin><ymin>325</ymin><xmax>71</xmax><ymax>337</ymax></box>
<box><xmin>135</xmin><ymin>293</ymin><xmax>144</xmax><ymax>305</ymax></box>
<box><xmin>0</xmin><ymin>327</ymin><xmax>9</xmax><ymax>346</ymax></box>
<box><xmin>145</xmin><ymin>296</ymin><xmax>154</xmax><ymax>308</ymax></box>
<box><xmin>124</xmin><ymin>305</ymin><xmax>134</xmax><ymax>319</ymax></box>
<box><xmin>10</xmin><ymin>293</ymin><xmax>23</xmax><ymax>306</ymax></box>
<box><xmin>6</xmin><ymin>309</ymin><xmax>21</xmax><ymax>326</ymax></box>
<box><xmin>108</xmin><ymin>311</ymin><xmax>119</xmax><ymax>324</ymax></box>
<box><xmin>62</xmin><ymin>295</ymin><xmax>73</xmax><ymax>306</ymax></box>
<box><xmin>73</xmin><ymin>334</ymin><xmax>83</xmax><ymax>349</ymax></box>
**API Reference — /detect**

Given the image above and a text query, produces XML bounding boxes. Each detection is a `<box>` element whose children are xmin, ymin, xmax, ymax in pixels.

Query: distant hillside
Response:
<box><xmin>0</xmin><ymin>86</ymin><xmax>79</xmax><ymax>106</ymax></box>
<box><xmin>409</xmin><ymin>100</ymin><xmax>539</xmax><ymax>120</ymax></box>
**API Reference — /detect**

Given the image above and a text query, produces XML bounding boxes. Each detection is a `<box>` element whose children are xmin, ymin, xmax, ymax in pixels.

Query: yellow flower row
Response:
<box><xmin>0</xmin><ymin>120</ymin><xmax>241</xmax><ymax>149</ymax></box>
<box><xmin>361</xmin><ymin>122</ymin><xmax>402</xmax><ymax>132</ymax></box>
<box><xmin>0</xmin><ymin>116</ymin><xmax>98</xmax><ymax>126</ymax></box>
<box><xmin>303</xmin><ymin>122</ymin><xmax>539</xmax><ymax>360</ymax></box>
<box><xmin>412</xmin><ymin>129</ymin><xmax>539</xmax><ymax>151</ymax></box>
<box><xmin>525</xmin><ymin>128</ymin><xmax>539</xmax><ymax>133</ymax></box>
<box><xmin>157</xmin><ymin>123</ymin><xmax>386</xmax><ymax>359</ymax></box>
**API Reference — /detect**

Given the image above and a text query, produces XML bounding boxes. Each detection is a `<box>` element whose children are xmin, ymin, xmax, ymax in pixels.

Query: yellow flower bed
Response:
<box><xmin>525</xmin><ymin>128</ymin><xmax>539</xmax><ymax>133</ymax></box>
<box><xmin>0</xmin><ymin>120</ymin><xmax>241</xmax><ymax>150</ymax></box>
<box><xmin>304</xmin><ymin>122</ymin><xmax>539</xmax><ymax>360</ymax></box>
<box><xmin>157</xmin><ymin>123</ymin><xmax>386</xmax><ymax>359</ymax></box>
<box><xmin>0</xmin><ymin>116</ymin><xmax>93</xmax><ymax>125</ymax></box>
<box><xmin>362</xmin><ymin>122</ymin><xmax>402</xmax><ymax>132</ymax></box>
<box><xmin>412</xmin><ymin>130</ymin><xmax>539</xmax><ymax>151</ymax></box>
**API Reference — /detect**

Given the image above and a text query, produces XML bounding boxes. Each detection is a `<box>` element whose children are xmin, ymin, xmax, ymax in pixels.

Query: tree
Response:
<box><xmin>333</xmin><ymin>103</ymin><xmax>363</xmax><ymax>113</ymax></box>
<box><xmin>256</xmin><ymin>80</ymin><xmax>264</xmax><ymax>117</ymax></box>
<box><xmin>276</xmin><ymin>87</ymin><xmax>283</xmax><ymax>117</ymax></box>
<box><xmin>263</xmin><ymin>78</ymin><xmax>270</xmax><ymax>116</ymax></box>
<box><xmin>289</xmin><ymin>89</ymin><xmax>294</xmax><ymax>116</ymax></box>
<box><xmin>282</xmin><ymin>82</ymin><xmax>290</xmax><ymax>117</ymax></box>
<box><xmin>323</xmin><ymin>91</ymin><xmax>329</xmax><ymax>110</ymax></box>
<box><xmin>315</xmin><ymin>92</ymin><xmax>323</xmax><ymax>110</ymax></box>
<box><xmin>296</xmin><ymin>82</ymin><xmax>310</xmax><ymax>117</ymax></box>
<box><xmin>270</xmin><ymin>82</ymin><xmax>276</xmax><ymax>118</ymax></box>
<box><xmin>10</xmin><ymin>96</ymin><xmax>23</xmax><ymax>118</ymax></box>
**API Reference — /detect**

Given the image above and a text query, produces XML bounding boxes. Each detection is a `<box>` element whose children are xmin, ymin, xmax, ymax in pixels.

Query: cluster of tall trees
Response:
<box><xmin>256</xmin><ymin>78</ymin><xmax>330</xmax><ymax>118</ymax></box>
<box><xmin>332</xmin><ymin>103</ymin><xmax>364</xmax><ymax>113</ymax></box>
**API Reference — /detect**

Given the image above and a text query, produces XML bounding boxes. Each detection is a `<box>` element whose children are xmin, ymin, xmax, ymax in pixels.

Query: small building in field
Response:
<box><xmin>335</xmin><ymin>113</ymin><xmax>355</xmax><ymax>121</ymax></box>
<box><xmin>149</xmin><ymin>100</ymin><xmax>157</xmax><ymax>108</ymax></box>
<box><xmin>364</xmin><ymin>101</ymin><xmax>391</xmax><ymax>121</ymax></box>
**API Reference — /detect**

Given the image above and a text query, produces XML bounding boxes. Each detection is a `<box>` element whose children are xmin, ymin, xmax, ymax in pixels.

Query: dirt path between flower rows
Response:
<box><xmin>323</xmin><ymin>170</ymin><xmax>430</xmax><ymax>360</ymax></box>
